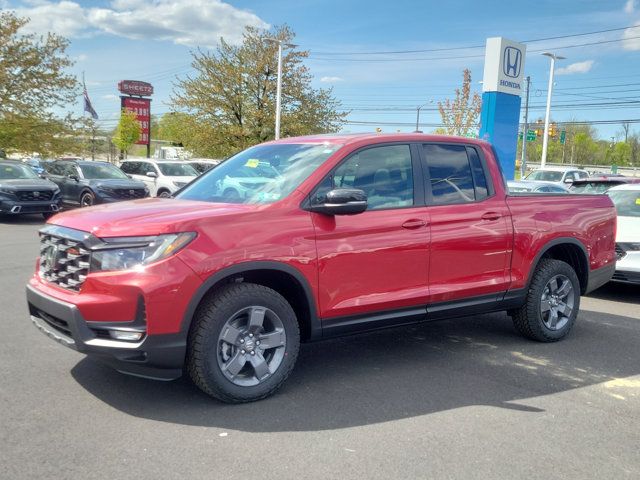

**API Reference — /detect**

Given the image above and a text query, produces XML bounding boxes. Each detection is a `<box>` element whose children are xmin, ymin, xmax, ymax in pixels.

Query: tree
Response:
<box><xmin>171</xmin><ymin>25</ymin><xmax>346</xmax><ymax>157</ymax></box>
<box><xmin>612</xmin><ymin>142</ymin><xmax>632</xmax><ymax>166</ymax></box>
<box><xmin>0</xmin><ymin>12</ymin><xmax>79</xmax><ymax>154</ymax></box>
<box><xmin>112</xmin><ymin>110</ymin><xmax>141</xmax><ymax>157</ymax></box>
<box><xmin>157</xmin><ymin>112</ymin><xmax>193</xmax><ymax>146</ymax></box>
<box><xmin>437</xmin><ymin>69</ymin><xmax>482</xmax><ymax>137</ymax></box>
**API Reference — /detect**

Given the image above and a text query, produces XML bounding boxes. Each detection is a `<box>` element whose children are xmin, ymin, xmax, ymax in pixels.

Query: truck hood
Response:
<box><xmin>616</xmin><ymin>215</ymin><xmax>640</xmax><ymax>243</ymax></box>
<box><xmin>50</xmin><ymin>198</ymin><xmax>259</xmax><ymax>237</ymax></box>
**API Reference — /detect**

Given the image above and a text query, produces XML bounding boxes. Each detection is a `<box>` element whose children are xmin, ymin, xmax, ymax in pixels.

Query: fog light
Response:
<box><xmin>109</xmin><ymin>330</ymin><xmax>145</xmax><ymax>341</ymax></box>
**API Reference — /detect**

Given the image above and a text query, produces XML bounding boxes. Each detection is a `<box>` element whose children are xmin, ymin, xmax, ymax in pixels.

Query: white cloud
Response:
<box><xmin>624</xmin><ymin>0</ymin><xmax>636</xmax><ymax>14</ymax></box>
<box><xmin>320</xmin><ymin>76</ymin><xmax>344</xmax><ymax>83</ymax></box>
<box><xmin>623</xmin><ymin>21</ymin><xmax>640</xmax><ymax>50</ymax></box>
<box><xmin>13</xmin><ymin>0</ymin><xmax>269</xmax><ymax>47</ymax></box>
<box><xmin>101</xmin><ymin>94</ymin><xmax>119</xmax><ymax>100</ymax></box>
<box><xmin>555</xmin><ymin>60</ymin><xmax>595</xmax><ymax>75</ymax></box>
<box><xmin>75</xmin><ymin>53</ymin><xmax>88</xmax><ymax>61</ymax></box>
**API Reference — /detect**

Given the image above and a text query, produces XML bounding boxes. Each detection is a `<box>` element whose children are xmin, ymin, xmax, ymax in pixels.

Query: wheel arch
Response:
<box><xmin>182</xmin><ymin>261</ymin><xmax>321</xmax><ymax>342</ymax></box>
<box><xmin>526</xmin><ymin>237</ymin><xmax>589</xmax><ymax>294</ymax></box>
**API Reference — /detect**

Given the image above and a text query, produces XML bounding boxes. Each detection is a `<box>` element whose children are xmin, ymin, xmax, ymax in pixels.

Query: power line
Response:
<box><xmin>311</xmin><ymin>25</ymin><xmax>640</xmax><ymax>56</ymax></box>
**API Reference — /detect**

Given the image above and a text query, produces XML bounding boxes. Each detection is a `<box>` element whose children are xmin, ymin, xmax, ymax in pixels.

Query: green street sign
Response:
<box><xmin>560</xmin><ymin>130</ymin><xmax>566</xmax><ymax>144</ymax></box>
<box><xmin>526</xmin><ymin>130</ymin><xmax>536</xmax><ymax>142</ymax></box>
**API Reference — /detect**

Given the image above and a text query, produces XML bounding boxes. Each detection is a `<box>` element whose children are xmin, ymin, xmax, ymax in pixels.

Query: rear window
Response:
<box><xmin>525</xmin><ymin>170</ymin><xmax>563</xmax><ymax>182</ymax></box>
<box><xmin>571</xmin><ymin>181</ymin><xmax>622</xmax><ymax>194</ymax></box>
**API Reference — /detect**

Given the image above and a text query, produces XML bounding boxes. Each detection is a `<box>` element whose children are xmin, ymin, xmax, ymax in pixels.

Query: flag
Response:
<box><xmin>83</xmin><ymin>81</ymin><xmax>98</xmax><ymax>120</ymax></box>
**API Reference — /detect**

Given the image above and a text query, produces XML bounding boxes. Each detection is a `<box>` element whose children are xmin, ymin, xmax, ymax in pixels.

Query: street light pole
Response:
<box><xmin>265</xmin><ymin>38</ymin><xmax>297</xmax><ymax>140</ymax></box>
<box><xmin>275</xmin><ymin>41</ymin><xmax>283</xmax><ymax>140</ymax></box>
<box><xmin>541</xmin><ymin>52</ymin><xmax>565</xmax><ymax>168</ymax></box>
<box><xmin>520</xmin><ymin>75</ymin><xmax>530</xmax><ymax>178</ymax></box>
<box><xmin>415</xmin><ymin>100</ymin><xmax>433</xmax><ymax>133</ymax></box>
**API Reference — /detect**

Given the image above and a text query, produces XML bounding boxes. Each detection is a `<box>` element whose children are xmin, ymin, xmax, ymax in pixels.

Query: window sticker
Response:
<box><xmin>635</xmin><ymin>198</ymin><xmax>640</xmax><ymax>205</ymax></box>
<box><xmin>244</xmin><ymin>159</ymin><xmax>260</xmax><ymax>168</ymax></box>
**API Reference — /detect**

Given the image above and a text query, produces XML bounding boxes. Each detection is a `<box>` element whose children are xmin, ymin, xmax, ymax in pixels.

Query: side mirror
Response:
<box><xmin>564</xmin><ymin>177</ymin><xmax>574</xmax><ymax>184</ymax></box>
<box><xmin>67</xmin><ymin>174</ymin><xmax>79</xmax><ymax>182</ymax></box>
<box><xmin>308</xmin><ymin>188</ymin><xmax>368</xmax><ymax>215</ymax></box>
<box><xmin>146</xmin><ymin>171</ymin><xmax>158</xmax><ymax>178</ymax></box>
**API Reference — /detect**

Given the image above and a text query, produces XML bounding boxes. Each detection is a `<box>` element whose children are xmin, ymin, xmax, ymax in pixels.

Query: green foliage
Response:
<box><xmin>0</xmin><ymin>12</ymin><xmax>79</xmax><ymax>155</ymax></box>
<box><xmin>171</xmin><ymin>25</ymin><xmax>347</xmax><ymax>157</ymax></box>
<box><xmin>112</xmin><ymin>110</ymin><xmax>141</xmax><ymax>155</ymax></box>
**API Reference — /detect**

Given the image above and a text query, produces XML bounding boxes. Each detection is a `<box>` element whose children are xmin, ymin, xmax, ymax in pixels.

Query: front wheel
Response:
<box><xmin>80</xmin><ymin>191</ymin><xmax>95</xmax><ymax>207</ymax></box>
<box><xmin>187</xmin><ymin>283</ymin><xmax>300</xmax><ymax>403</ymax></box>
<box><xmin>157</xmin><ymin>190</ymin><xmax>172</xmax><ymax>198</ymax></box>
<box><xmin>511</xmin><ymin>258</ymin><xmax>580</xmax><ymax>342</ymax></box>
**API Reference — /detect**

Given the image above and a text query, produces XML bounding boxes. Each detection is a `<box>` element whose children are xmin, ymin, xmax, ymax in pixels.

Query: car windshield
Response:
<box><xmin>607</xmin><ymin>190</ymin><xmax>640</xmax><ymax>217</ymax></box>
<box><xmin>571</xmin><ymin>181</ymin><xmax>621</xmax><ymax>194</ymax></box>
<box><xmin>157</xmin><ymin>163</ymin><xmax>198</xmax><ymax>177</ymax></box>
<box><xmin>525</xmin><ymin>170</ymin><xmax>564</xmax><ymax>182</ymax></box>
<box><xmin>177</xmin><ymin>143</ymin><xmax>342</xmax><ymax>204</ymax></box>
<box><xmin>79</xmin><ymin>163</ymin><xmax>129</xmax><ymax>180</ymax></box>
<box><xmin>0</xmin><ymin>163</ymin><xmax>39</xmax><ymax>179</ymax></box>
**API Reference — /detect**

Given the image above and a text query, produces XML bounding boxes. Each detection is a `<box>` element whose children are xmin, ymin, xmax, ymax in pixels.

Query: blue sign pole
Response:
<box><xmin>479</xmin><ymin>38</ymin><xmax>527</xmax><ymax>181</ymax></box>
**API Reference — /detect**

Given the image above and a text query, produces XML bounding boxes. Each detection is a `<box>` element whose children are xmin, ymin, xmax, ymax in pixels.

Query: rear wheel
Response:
<box><xmin>80</xmin><ymin>191</ymin><xmax>95</xmax><ymax>207</ymax></box>
<box><xmin>157</xmin><ymin>189</ymin><xmax>171</xmax><ymax>198</ymax></box>
<box><xmin>187</xmin><ymin>283</ymin><xmax>300</xmax><ymax>403</ymax></box>
<box><xmin>511</xmin><ymin>258</ymin><xmax>580</xmax><ymax>342</ymax></box>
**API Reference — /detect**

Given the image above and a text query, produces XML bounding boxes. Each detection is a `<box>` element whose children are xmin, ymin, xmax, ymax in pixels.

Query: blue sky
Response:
<box><xmin>5</xmin><ymin>0</ymin><xmax>640</xmax><ymax>140</ymax></box>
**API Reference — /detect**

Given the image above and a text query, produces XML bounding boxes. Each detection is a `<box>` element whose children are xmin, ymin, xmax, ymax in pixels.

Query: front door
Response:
<box><xmin>310</xmin><ymin>144</ymin><xmax>430</xmax><ymax>326</ymax></box>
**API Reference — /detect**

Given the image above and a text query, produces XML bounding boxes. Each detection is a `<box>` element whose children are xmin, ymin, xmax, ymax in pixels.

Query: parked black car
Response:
<box><xmin>44</xmin><ymin>160</ymin><xmax>149</xmax><ymax>207</ymax></box>
<box><xmin>0</xmin><ymin>161</ymin><xmax>61</xmax><ymax>218</ymax></box>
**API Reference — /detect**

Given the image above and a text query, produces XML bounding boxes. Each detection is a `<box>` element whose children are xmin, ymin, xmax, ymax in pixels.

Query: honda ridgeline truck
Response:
<box><xmin>26</xmin><ymin>134</ymin><xmax>617</xmax><ymax>403</ymax></box>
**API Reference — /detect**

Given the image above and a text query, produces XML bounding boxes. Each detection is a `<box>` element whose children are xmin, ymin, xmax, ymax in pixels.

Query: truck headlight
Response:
<box><xmin>90</xmin><ymin>232</ymin><xmax>196</xmax><ymax>272</ymax></box>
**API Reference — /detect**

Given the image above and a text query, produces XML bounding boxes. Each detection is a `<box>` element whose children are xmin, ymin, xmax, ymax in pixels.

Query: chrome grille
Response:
<box><xmin>615</xmin><ymin>243</ymin><xmax>626</xmax><ymax>260</ymax></box>
<box><xmin>39</xmin><ymin>230</ymin><xmax>91</xmax><ymax>291</ymax></box>
<box><xmin>113</xmin><ymin>188</ymin><xmax>147</xmax><ymax>199</ymax></box>
<box><xmin>17</xmin><ymin>190</ymin><xmax>54</xmax><ymax>201</ymax></box>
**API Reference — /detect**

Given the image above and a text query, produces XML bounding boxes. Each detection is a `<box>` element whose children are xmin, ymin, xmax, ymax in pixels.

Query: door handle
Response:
<box><xmin>402</xmin><ymin>219</ymin><xmax>427</xmax><ymax>229</ymax></box>
<box><xmin>481</xmin><ymin>212</ymin><xmax>502</xmax><ymax>221</ymax></box>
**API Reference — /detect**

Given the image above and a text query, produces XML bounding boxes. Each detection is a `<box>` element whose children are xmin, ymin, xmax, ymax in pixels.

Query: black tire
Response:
<box><xmin>80</xmin><ymin>191</ymin><xmax>95</xmax><ymax>207</ymax></box>
<box><xmin>223</xmin><ymin>188</ymin><xmax>241</xmax><ymax>201</ymax></box>
<box><xmin>511</xmin><ymin>258</ymin><xmax>581</xmax><ymax>342</ymax></box>
<box><xmin>157</xmin><ymin>190</ymin><xmax>171</xmax><ymax>198</ymax></box>
<box><xmin>187</xmin><ymin>282</ymin><xmax>300</xmax><ymax>403</ymax></box>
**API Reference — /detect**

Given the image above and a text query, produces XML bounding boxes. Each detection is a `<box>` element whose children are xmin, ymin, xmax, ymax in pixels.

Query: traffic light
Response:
<box><xmin>549</xmin><ymin>123</ymin><xmax>557</xmax><ymax>138</ymax></box>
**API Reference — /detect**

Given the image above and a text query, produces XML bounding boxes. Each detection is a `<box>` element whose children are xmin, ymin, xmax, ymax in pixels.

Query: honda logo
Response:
<box><xmin>503</xmin><ymin>47</ymin><xmax>522</xmax><ymax>78</ymax></box>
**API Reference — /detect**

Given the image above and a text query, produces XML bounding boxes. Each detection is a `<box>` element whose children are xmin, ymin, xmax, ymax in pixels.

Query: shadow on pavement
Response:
<box><xmin>71</xmin><ymin>309</ymin><xmax>639</xmax><ymax>432</ymax></box>
<box><xmin>586</xmin><ymin>282</ymin><xmax>640</xmax><ymax>305</ymax></box>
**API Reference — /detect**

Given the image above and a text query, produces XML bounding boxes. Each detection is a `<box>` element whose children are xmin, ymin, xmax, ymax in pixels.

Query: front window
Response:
<box><xmin>607</xmin><ymin>190</ymin><xmax>640</xmax><ymax>218</ymax></box>
<box><xmin>525</xmin><ymin>170</ymin><xmax>563</xmax><ymax>182</ymax></box>
<box><xmin>157</xmin><ymin>163</ymin><xmax>198</xmax><ymax>177</ymax></box>
<box><xmin>177</xmin><ymin>143</ymin><xmax>342</xmax><ymax>204</ymax></box>
<box><xmin>0</xmin><ymin>163</ymin><xmax>39</xmax><ymax>179</ymax></box>
<box><xmin>79</xmin><ymin>163</ymin><xmax>129</xmax><ymax>180</ymax></box>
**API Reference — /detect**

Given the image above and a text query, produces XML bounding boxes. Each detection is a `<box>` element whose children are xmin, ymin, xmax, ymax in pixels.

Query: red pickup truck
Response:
<box><xmin>27</xmin><ymin>134</ymin><xmax>616</xmax><ymax>403</ymax></box>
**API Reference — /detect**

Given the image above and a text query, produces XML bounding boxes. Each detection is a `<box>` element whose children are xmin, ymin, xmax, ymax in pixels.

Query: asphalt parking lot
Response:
<box><xmin>1</xmin><ymin>215</ymin><xmax>639</xmax><ymax>479</ymax></box>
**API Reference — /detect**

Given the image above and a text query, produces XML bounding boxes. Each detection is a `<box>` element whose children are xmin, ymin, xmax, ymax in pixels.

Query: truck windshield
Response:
<box><xmin>607</xmin><ymin>190</ymin><xmax>640</xmax><ymax>217</ymax></box>
<box><xmin>525</xmin><ymin>170</ymin><xmax>563</xmax><ymax>182</ymax></box>
<box><xmin>157</xmin><ymin>163</ymin><xmax>198</xmax><ymax>177</ymax></box>
<box><xmin>176</xmin><ymin>143</ymin><xmax>342</xmax><ymax>204</ymax></box>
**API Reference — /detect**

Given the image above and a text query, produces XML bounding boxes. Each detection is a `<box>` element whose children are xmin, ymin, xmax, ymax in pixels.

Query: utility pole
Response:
<box><xmin>414</xmin><ymin>101</ymin><xmax>433</xmax><ymax>133</ymax></box>
<box><xmin>520</xmin><ymin>76</ymin><xmax>530</xmax><ymax>178</ymax></box>
<box><xmin>265</xmin><ymin>38</ymin><xmax>296</xmax><ymax>140</ymax></box>
<box><xmin>541</xmin><ymin>52</ymin><xmax>566</xmax><ymax>167</ymax></box>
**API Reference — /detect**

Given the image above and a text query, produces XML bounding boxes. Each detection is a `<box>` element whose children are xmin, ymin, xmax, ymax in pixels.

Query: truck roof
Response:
<box><xmin>269</xmin><ymin>132</ymin><xmax>490</xmax><ymax>147</ymax></box>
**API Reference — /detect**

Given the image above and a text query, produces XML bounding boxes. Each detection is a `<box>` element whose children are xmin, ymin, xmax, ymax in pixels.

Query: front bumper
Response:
<box><xmin>27</xmin><ymin>284</ymin><xmax>186</xmax><ymax>380</ymax></box>
<box><xmin>0</xmin><ymin>198</ymin><xmax>61</xmax><ymax>214</ymax></box>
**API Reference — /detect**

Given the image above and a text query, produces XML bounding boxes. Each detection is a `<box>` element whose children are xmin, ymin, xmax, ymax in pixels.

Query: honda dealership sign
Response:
<box><xmin>482</xmin><ymin>37</ymin><xmax>527</xmax><ymax>96</ymax></box>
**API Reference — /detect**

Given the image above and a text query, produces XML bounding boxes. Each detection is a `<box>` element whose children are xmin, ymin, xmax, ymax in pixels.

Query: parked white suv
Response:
<box><xmin>607</xmin><ymin>183</ymin><xmax>640</xmax><ymax>284</ymax></box>
<box><xmin>525</xmin><ymin>167</ymin><xmax>588</xmax><ymax>185</ymax></box>
<box><xmin>120</xmin><ymin>159</ymin><xmax>198</xmax><ymax>197</ymax></box>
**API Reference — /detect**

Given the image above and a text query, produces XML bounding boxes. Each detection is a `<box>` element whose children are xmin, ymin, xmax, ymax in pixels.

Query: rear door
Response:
<box><xmin>421</xmin><ymin>143</ymin><xmax>512</xmax><ymax>304</ymax></box>
<box><xmin>310</xmin><ymin>143</ymin><xmax>430</xmax><ymax>325</ymax></box>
